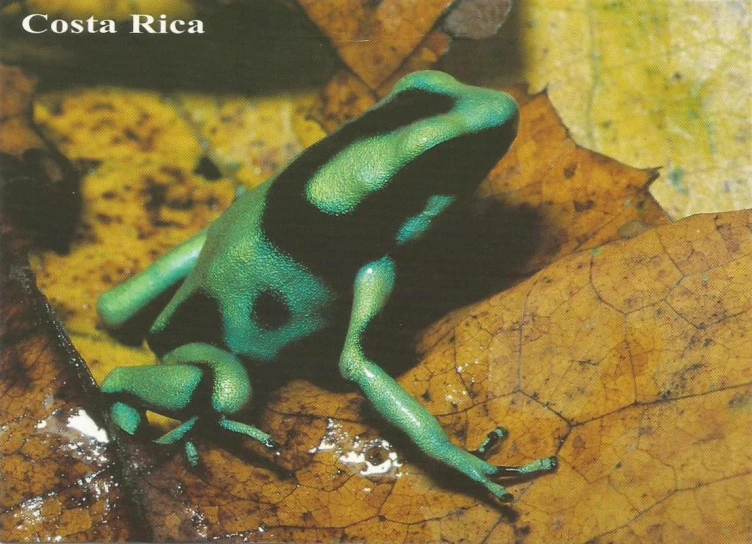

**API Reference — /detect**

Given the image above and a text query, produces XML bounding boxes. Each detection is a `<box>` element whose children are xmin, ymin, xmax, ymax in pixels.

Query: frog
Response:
<box><xmin>97</xmin><ymin>70</ymin><xmax>557</xmax><ymax>501</ymax></box>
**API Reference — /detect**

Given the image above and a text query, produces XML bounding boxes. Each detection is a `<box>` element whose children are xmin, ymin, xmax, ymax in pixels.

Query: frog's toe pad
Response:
<box><xmin>484</xmin><ymin>481</ymin><xmax>514</xmax><ymax>502</ymax></box>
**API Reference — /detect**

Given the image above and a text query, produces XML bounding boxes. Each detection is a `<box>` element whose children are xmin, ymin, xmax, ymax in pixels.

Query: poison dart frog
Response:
<box><xmin>97</xmin><ymin>71</ymin><xmax>557</xmax><ymax>501</ymax></box>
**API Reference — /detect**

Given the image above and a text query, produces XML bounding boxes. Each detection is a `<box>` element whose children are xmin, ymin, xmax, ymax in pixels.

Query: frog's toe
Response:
<box><xmin>185</xmin><ymin>440</ymin><xmax>201</xmax><ymax>466</ymax></box>
<box><xmin>219</xmin><ymin>417</ymin><xmax>278</xmax><ymax>452</ymax></box>
<box><xmin>152</xmin><ymin>417</ymin><xmax>204</xmax><ymax>466</ymax></box>
<box><xmin>110</xmin><ymin>401</ymin><xmax>145</xmax><ymax>435</ymax></box>
<box><xmin>483</xmin><ymin>480</ymin><xmax>514</xmax><ymax>502</ymax></box>
<box><xmin>472</xmin><ymin>427</ymin><xmax>508</xmax><ymax>459</ymax></box>
<box><xmin>263</xmin><ymin>436</ymin><xmax>281</xmax><ymax>453</ymax></box>
<box><xmin>492</xmin><ymin>456</ymin><xmax>558</xmax><ymax>478</ymax></box>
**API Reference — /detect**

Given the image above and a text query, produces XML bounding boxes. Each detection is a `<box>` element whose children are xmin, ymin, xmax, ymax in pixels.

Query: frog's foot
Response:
<box><xmin>108</xmin><ymin>399</ymin><xmax>203</xmax><ymax>465</ymax></box>
<box><xmin>493</xmin><ymin>456</ymin><xmax>559</xmax><ymax>478</ymax></box>
<box><xmin>475</xmin><ymin>429</ymin><xmax>557</xmax><ymax>500</ymax></box>
<box><xmin>150</xmin><ymin>416</ymin><xmax>279</xmax><ymax>466</ymax></box>
<box><xmin>102</xmin><ymin>343</ymin><xmax>269</xmax><ymax>465</ymax></box>
<box><xmin>154</xmin><ymin>416</ymin><xmax>201</xmax><ymax>465</ymax></box>
<box><xmin>467</xmin><ymin>454</ymin><xmax>558</xmax><ymax>501</ymax></box>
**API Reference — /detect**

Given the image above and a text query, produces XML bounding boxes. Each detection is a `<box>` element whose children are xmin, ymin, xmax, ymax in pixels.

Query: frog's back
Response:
<box><xmin>204</xmin><ymin>70</ymin><xmax>519</xmax><ymax>291</ymax></box>
<box><xmin>147</xmin><ymin>71</ymin><xmax>519</xmax><ymax>362</ymax></box>
<box><xmin>259</xmin><ymin>71</ymin><xmax>518</xmax><ymax>285</ymax></box>
<box><xmin>147</xmin><ymin>181</ymin><xmax>339</xmax><ymax>362</ymax></box>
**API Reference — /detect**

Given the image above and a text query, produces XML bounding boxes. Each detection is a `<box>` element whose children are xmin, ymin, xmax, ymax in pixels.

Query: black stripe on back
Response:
<box><xmin>261</xmin><ymin>90</ymin><xmax>515</xmax><ymax>287</ymax></box>
<box><xmin>261</xmin><ymin>90</ymin><xmax>456</xmax><ymax>284</ymax></box>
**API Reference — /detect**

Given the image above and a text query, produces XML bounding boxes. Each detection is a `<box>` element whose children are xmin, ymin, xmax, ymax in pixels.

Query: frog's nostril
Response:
<box><xmin>148</xmin><ymin>291</ymin><xmax>225</xmax><ymax>356</ymax></box>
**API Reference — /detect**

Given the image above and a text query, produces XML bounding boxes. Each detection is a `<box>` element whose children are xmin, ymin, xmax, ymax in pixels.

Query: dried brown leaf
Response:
<box><xmin>443</xmin><ymin>0</ymin><xmax>512</xmax><ymax>39</ymax></box>
<box><xmin>415</xmin><ymin>211</ymin><xmax>751</xmax><ymax>543</ymax></box>
<box><xmin>0</xmin><ymin>63</ymin><xmax>137</xmax><ymax>543</ymax></box>
<box><xmin>298</xmin><ymin>0</ymin><xmax>454</xmax><ymax>89</ymax></box>
<box><xmin>0</xmin><ymin>261</ymin><xmax>138</xmax><ymax>542</ymax></box>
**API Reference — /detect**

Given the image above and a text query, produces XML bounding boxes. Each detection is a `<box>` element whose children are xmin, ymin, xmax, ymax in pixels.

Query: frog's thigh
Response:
<box><xmin>102</xmin><ymin>343</ymin><xmax>251</xmax><ymax>431</ymax></box>
<box><xmin>98</xmin><ymin>229</ymin><xmax>208</xmax><ymax>328</ymax></box>
<box><xmin>162</xmin><ymin>343</ymin><xmax>276</xmax><ymax>449</ymax></box>
<box><xmin>339</xmin><ymin>257</ymin><xmax>513</xmax><ymax>500</ymax></box>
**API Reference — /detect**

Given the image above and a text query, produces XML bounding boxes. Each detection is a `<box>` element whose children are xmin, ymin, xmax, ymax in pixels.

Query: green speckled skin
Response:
<box><xmin>98</xmin><ymin>71</ymin><xmax>556</xmax><ymax>500</ymax></box>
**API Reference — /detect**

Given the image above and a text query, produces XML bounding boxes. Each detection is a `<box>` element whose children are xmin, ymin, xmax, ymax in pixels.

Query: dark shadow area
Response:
<box><xmin>364</xmin><ymin>198</ymin><xmax>542</xmax><ymax>375</ymax></box>
<box><xmin>0</xmin><ymin>1</ymin><xmax>339</xmax><ymax>94</ymax></box>
<box><xmin>251</xmin><ymin>198</ymin><xmax>543</xmax><ymax>394</ymax></box>
<box><xmin>0</xmin><ymin>147</ymin><xmax>81</xmax><ymax>253</ymax></box>
<box><xmin>439</xmin><ymin>2</ymin><xmax>525</xmax><ymax>85</ymax></box>
<box><xmin>101</xmin><ymin>284</ymin><xmax>181</xmax><ymax>346</ymax></box>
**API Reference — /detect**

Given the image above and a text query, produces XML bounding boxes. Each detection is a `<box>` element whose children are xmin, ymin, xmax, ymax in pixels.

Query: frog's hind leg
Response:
<box><xmin>339</xmin><ymin>257</ymin><xmax>557</xmax><ymax>501</ymax></box>
<box><xmin>98</xmin><ymin>229</ymin><xmax>208</xmax><ymax>328</ymax></box>
<box><xmin>102</xmin><ymin>343</ymin><xmax>273</xmax><ymax>464</ymax></box>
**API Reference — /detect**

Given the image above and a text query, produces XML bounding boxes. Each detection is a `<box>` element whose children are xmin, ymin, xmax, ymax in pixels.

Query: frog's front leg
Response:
<box><xmin>102</xmin><ymin>342</ymin><xmax>276</xmax><ymax>465</ymax></box>
<box><xmin>98</xmin><ymin>229</ymin><xmax>208</xmax><ymax>328</ymax></box>
<box><xmin>339</xmin><ymin>257</ymin><xmax>557</xmax><ymax>501</ymax></box>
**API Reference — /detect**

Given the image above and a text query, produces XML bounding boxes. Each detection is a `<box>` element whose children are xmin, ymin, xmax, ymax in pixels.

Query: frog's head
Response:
<box><xmin>304</xmin><ymin>70</ymin><xmax>520</xmax><ymax>219</ymax></box>
<box><xmin>386</xmin><ymin>70</ymin><xmax>519</xmax><ymax>141</ymax></box>
<box><xmin>379</xmin><ymin>69</ymin><xmax>520</xmax><ymax>186</ymax></box>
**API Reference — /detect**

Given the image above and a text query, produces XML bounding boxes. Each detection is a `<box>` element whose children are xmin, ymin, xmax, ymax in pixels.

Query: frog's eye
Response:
<box><xmin>251</xmin><ymin>289</ymin><xmax>290</xmax><ymax>331</ymax></box>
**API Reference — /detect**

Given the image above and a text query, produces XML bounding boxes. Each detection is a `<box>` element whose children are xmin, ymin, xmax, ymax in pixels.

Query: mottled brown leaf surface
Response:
<box><xmin>413</xmin><ymin>210</ymin><xmax>752</xmax><ymax>543</ymax></box>
<box><xmin>298</xmin><ymin>0</ymin><xmax>454</xmax><ymax>89</ymax></box>
<box><xmin>0</xmin><ymin>64</ymin><xmax>136</xmax><ymax>543</ymax></box>
<box><xmin>0</xmin><ymin>260</ymin><xmax>137</xmax><ymax>542</ymax></box>
<box><xmin>24</xmin><ymin>68</ymin><xmax>718</xmax><ymax>539</ymax></box>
